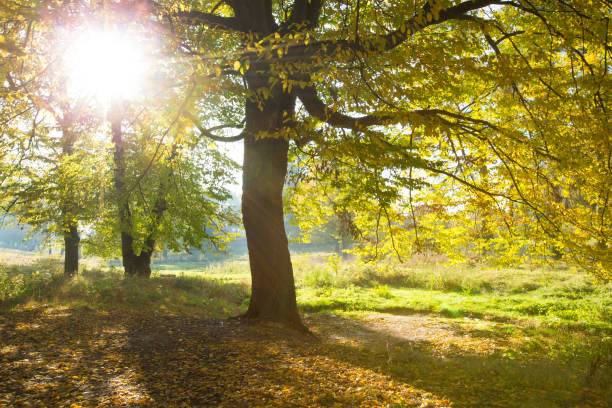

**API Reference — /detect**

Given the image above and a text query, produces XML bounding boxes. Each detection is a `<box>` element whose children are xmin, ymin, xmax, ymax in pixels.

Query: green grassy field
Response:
<box><xmin>1</xmin><ymin>251</ymin><xmax>610</xmax><ymax>406</ymax></box>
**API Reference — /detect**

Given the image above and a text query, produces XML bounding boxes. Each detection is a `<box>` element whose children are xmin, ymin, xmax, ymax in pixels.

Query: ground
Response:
<box><xmin>1</xmin><ymin>308</ymin><xmax>447</xmax><ymax>407</ymax></box>
<box><xmin>0</xmin><ymin>251</ymin><xmax>610</xmax><ymax>407</ymax></box>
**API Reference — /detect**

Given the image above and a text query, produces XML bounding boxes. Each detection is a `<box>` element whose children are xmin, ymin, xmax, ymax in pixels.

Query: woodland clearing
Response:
<box><xmin>1</xmin><ymin>253</ymin><xmax>610</xmax><ymax>407</ymax></box>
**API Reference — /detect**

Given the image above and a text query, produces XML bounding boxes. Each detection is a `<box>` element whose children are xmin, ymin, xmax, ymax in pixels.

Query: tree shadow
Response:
<box><xmin>0</xmin><ymin>275</ymin><xmax>249</xmax><ymax>406</ymax></box>
<box><xmin>121</xmin><ymin>314</ymin><xmax>449</xmax><ymax>406</ymax></box>
<box><xmin>119</xmin><ymin>310</ymin><xmax>611</xmax><ymax>407</ymax></box>
<box><xmin>2</xmin><ymin>292</ymin><xmax>609</xmax><ymax>406</ymax></box>
<box><xmin>301</xmin><ymin>301</ymin><xmax>521</xmax><ymax>326</ymax></box>
<box><xmin>0</xmin><ymin>306</ymin><xmax>142</xmax><ymax>406</ymax></box>
<box><xmin>307</xmin><ymin>313</ymin><xmax>611</xmax><ymax>407</ymax></box>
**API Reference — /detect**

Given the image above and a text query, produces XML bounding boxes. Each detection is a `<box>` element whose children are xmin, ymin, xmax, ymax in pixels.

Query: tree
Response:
<box><xmin>1</xmin><ymin>6</ymin><xmax>102</xmax><ymax>276</ymax></box>
<box><xmin>285</xmin><ymin>169</ymin><xmax>361</xmax><ymax>258</ymax></box>
<box><xmin>165</xmin><ymin>0</ymin><xmax>609</xmax><ymax>328</ymax></box>
<box><xmin>1</xmin><ymin>1</ymin><xmax>239</xmax><ymax>278</ymax></box>
<box><xmin>2</xmin><ymin>1</ymin><xmax>608</xmax><ymax>327</ymax></box>
<box><xmin>89</xmin><ymin>100</ymin><xmax>238</xmax><ymax>277</ymax></box>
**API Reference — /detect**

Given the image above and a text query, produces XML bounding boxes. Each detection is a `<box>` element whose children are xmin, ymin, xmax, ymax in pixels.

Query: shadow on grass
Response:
<box><xmin>299</xmin><ymin>294</ymin><xmax>612</xmax><ymax>334</ymax></box>
<box><xmin>1</xmin><ymin>267</ymin><xmax>610</xmax><ymax>407</ymax></box>
<box><xmin>1</xmin><ymin>267</ymin><xmax>250</xmax><ymax>317</ymax></box>
<box><xmin>300</xmin><ymin>299</ymin><xmax>520</xmax><ymax>324</ymax></box>
<box><xmin>310</xmin><ymin>314</ymin><xmax>611</xmax><ymax>407</ymax></box>
<box><xmin>1</xmin><ymin>304</ymin><xmax>610</xmax><ymax>407</ymax></box>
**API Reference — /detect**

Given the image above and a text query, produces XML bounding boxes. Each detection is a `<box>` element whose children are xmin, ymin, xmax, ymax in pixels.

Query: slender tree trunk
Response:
<box><xmin>110</xmin><ymin>103</ymin><xmax>149</xmax><ymax>277</ymax></box>
<box><xmin>63</xmin><ymin>224</ymin><xmax>79</xmax><ymax>277</ymax></box>
<box><xmin>110</xmin><ymin>103</ymin><xmax>163</xmax><ymax>279</ymax></box>
<box><xmin>240</xmin><ymin>89</ymin><xmax>304</xmax><ymax>329</ymax></box>
<box><xmin>61</xmin><ymin>127</ymin><xmax>80</xmax><ymax>277</ymax></box>
<box><xmin>111</xmin><ymin>103</ymin><xmax>130</xmax><ymax>276</ymax></box>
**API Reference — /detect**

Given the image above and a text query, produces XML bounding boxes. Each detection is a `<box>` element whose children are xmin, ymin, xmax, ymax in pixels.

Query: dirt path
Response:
<box><xmin>0</xmin><ymin>307</ymin><xmax>608</xmax><ymax>407</ymax></box>
<box><xmin>312</xmin><ymin>313</ymin><xmax>508</xmax><ymax>355</ymax></box>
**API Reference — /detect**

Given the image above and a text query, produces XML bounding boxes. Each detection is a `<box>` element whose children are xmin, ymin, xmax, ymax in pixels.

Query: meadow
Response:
<box><xmin>1</xmin><ymin>250</ymin><xmax>610</xmax><ymax>407</ymax></box>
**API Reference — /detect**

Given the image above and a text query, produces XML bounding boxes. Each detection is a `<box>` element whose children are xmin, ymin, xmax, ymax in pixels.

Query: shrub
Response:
<box><xmin>373</xmin><ymin>284</ymin><xmax>393</xmax><ymax>299</ymax></box>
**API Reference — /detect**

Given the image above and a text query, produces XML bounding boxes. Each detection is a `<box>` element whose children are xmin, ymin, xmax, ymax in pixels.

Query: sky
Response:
<box><xmin>219</xmin><ymin>141</ymin><xmax>244</xmax><ymax>195</ymax></box>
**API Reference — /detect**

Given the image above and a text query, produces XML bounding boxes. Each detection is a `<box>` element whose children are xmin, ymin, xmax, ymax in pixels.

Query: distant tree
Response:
<box><xmin>0</xmin><ymin>8</ymin><xmax>103</xmax><ymax>276</ymax></box>
<box><xmin>92</xmin><ymin>99</ymin><xmax>239</xmax><ymax>277</ymax></box>
<box><xmin>0</xmin><ymin>1</ymin><xmax>239</xmax><ymax>278</ymax></box>
<box><xmin>285</xmin><ymin>172</ymin><xmax>360</xmax><ymax>258</ymax></box>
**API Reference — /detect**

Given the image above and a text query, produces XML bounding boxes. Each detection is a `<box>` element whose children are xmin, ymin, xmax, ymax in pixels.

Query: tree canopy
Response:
<box><xmin>1</xmin><ymin>0</ymin><xmax>610</xmax><ymax>326</ymax></box>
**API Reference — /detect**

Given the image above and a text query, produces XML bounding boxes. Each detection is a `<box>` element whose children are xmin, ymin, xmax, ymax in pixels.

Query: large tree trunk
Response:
<box><xmin>63</xmin><ymin>224</ymin><xmax>79</xmax><ymax>277</ymax></box>
<box><xmin>241</xmin><ymin>90</ymin><xmax>304</xmax><ymax>329</ymax></box>
<box><xmin>223</xmin><ymin>0</ymin><xmax>314</xmax><ymax>330</ymax></box>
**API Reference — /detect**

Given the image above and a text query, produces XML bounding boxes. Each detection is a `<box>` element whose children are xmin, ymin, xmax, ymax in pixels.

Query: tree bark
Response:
<box><xmin>110</xmin><ymin>103</ymin><xmax>164</xmax><ymax>279</ymax></box>
<box><xmin>242</xmin><ymin>135</ymin><xmax>302</xmax><ymax>327</ymax></box>
<box><xmin>60</xmin><ymin>126</ymin><xmax>80</xmax><ymax>277</ymax></box>
<box><xmin>121</xmin><ymin>235</ymin><xmax>153</xmax><ymax>278</ymax></box>
<box><xmin>63</xmin><ymin>224</ymin><xmax>79</xmax><ymax>277</ymax></box>
<box><xmin>240</xmin><ymin>87</ymin><xmax>304</xmax><ymax>329</ymax></box>
<box><xmin>110</xmin><ymin>103</ymin><xmax>153</xmax><ymax>278</ymax></box>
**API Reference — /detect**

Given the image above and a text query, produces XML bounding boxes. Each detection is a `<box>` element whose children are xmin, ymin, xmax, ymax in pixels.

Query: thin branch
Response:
<box><xmin>185</xmin><ymin>112</ymin><xmax>245</xmax><ymax>142</ymax></box>
<box><xmin>273</xmin><ymin>0</ymin><xmax>499</xmax><ymax>63</ymax></box>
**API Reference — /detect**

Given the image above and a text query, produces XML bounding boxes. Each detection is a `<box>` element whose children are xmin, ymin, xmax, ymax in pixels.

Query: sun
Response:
<box><xmin>63</xmin><ymin>27</ymin><xmax>151</xmax><ymax>106</ymax></box>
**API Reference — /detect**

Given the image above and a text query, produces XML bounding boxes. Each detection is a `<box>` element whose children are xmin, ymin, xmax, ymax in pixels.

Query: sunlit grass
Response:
<box><xmin>2</xmin><ymin>252</ymin><xmax>609</xmax><ymax>332</ymax></box>
<box><xmin>0</xmin><ymin>260</ymin><xmax>248</xmax><ymax>317</ymax></box>
<box><xmin>151</xmin><ymin>254</ymin><xmax>611</xmax><ymax>332</ymax></box>
<box><xmin>298</xmin><ymin>285</ymin><xmax>611</xmax><ymax>330</ymax></box>
<box><xmin>1</xmin><ymin>250</ymin><xmax>610</xmax><ymax>405</ymax></box>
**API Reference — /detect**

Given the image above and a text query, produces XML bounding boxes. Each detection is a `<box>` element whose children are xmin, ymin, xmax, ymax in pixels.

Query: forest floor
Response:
<box><xmin>1</xmin><ymin>252</ymin><xmax>610</xmax><ymax>407</ymax></box>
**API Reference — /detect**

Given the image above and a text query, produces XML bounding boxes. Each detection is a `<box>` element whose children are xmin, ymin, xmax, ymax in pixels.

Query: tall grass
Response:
<box><xmin>0</xmin><ymin>259</ymin><xmax>248</xmax><ymax>317</ymax></box>
<box><xmin>1</xmin><ymin>251</ymin><xmax>609</xmax><ymax>332</ymax></box>
<box><xmin>292</xmin><ymin>256</ymin><xmax>587</xmax><ymax>295</ymax></box>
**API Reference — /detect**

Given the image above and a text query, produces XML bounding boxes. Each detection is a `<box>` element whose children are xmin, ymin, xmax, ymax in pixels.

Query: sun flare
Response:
<box><xmin>63</xmin><ymin>28</ymin><xmax>150</xmax><ymax>106</ymax></box>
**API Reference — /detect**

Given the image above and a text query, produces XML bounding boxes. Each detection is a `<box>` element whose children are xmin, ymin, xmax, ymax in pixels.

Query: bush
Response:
<box><xmin>0</xmin><ymin>260</ymin><xmax>63</xmax><ymax>307</ymax></box>
<box><xmin>373</xmin><ymin>284</ymin><xmax>393</xmax><ymax>299</ymax></box>
<box><xmin>303</xmin><ymin>268</ymin><xmax>335</xmax><ymax>288</ymax></box>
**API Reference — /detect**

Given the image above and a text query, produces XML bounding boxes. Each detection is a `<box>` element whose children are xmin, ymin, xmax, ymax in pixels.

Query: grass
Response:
<box><xmin>1</xmin><ymin>250</ymin><xmax>610</xmax><ymax>406</ymax></box>
<box><xmin>152</xmin><ymin>254</ymin><xmax>611</xmax><ymax>332</ymax></box>
<box><xmin>298</xmin><ymin>285</ymin><xmax>611</xmax><ymax>330</ymax></box>
<box><xmin>2</xmin><ymin>253</ymin><xmax>610</xmax><ymax>332</ymax></box>
<box><xmin>0</xmin><ymin>261</ymin><xmax>249</xmax><ymax>317</ymax></box>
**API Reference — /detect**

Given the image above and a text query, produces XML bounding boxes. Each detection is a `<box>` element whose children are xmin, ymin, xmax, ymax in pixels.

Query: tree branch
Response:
<box><xmin>297</xmin><ymin>86</ymin><xmax>394</xmax><ymax>129</ymax></box>
<box><xmin>186</xmin><ymin>112</ymin><xmax>245</xmax><ymax>142</ymax></box>
<box><xmin>262</xmin><ymin>0</ymin><xmax>499</xmax><ymax>64</ymax></box>
<box><xmin>175</xmin><ymin>10</ymin><xmax>243</xmax><ymax>31</ymax></box>
<box><xmin>297</xmin><ymin>85</ymin><xmax>498</xmax><ymax>132</ymax></box>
